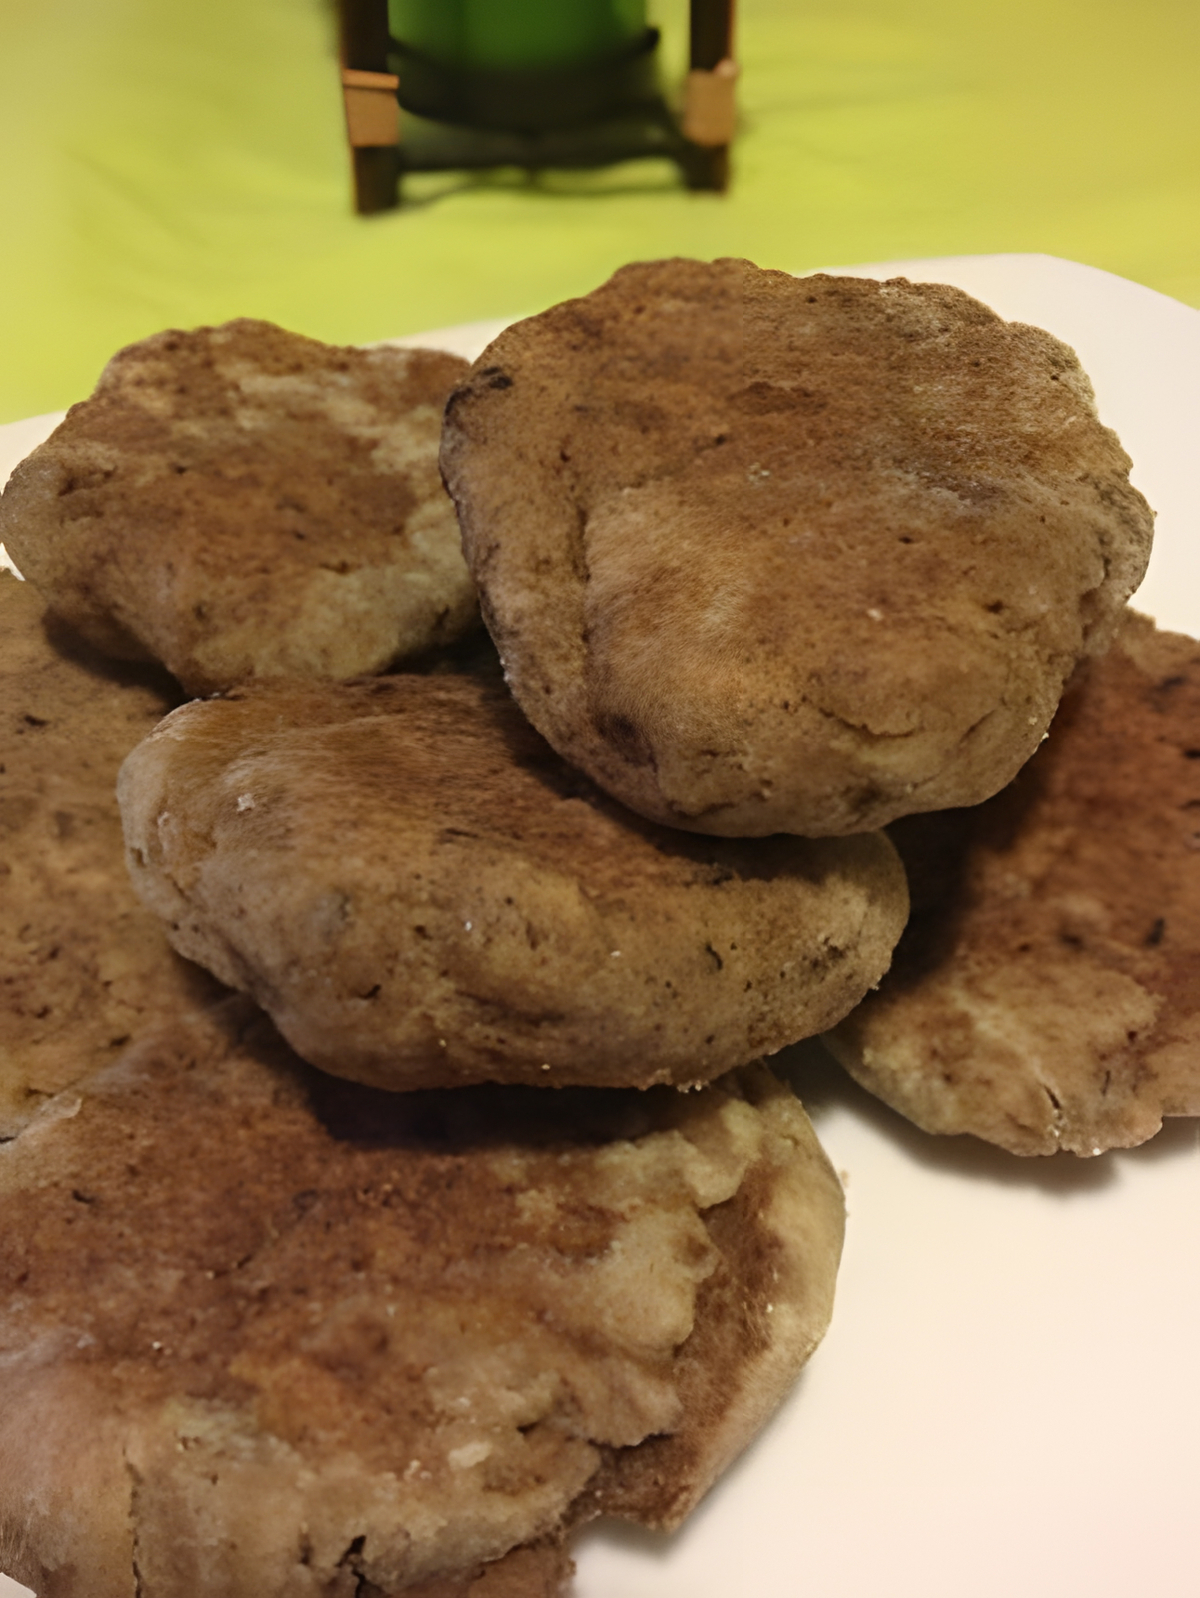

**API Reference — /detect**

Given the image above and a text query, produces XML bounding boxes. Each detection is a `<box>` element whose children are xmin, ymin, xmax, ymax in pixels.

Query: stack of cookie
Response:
<box><xmin>437</xmin><ymin>259</ymin><xmax>1193</xmax><ymax>1162</ymax></box>
<box><xmin>0</xmin><ymin>257</ymin><xmax>1163</xmax><ymax>1596</ymax></box>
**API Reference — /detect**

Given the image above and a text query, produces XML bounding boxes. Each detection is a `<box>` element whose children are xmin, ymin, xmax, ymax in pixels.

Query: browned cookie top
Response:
<box><xmin>826</xmin><ymin>611</ymin><xmax>1200</xmax><ymax>1155</ymax></box>
<box><xmin>117</xmin><ymin>671</ymin><xmax>907</xmax><ymax>1093</ymax></box>
<box><xmin>0</xmin><ymin>1002</ymin><xmax>844</xmax><ymax>1597</ymax></box>
<box><xmin>0</xmin><ymin>320</ymin><xmax>477</xmax><ymax>695</ymax></box>
<box><xmin>0</xmin><ymin>572</ymin><xmax>221</xmax><ymax>1136</ymax></box>
<box><xmin>440</xmin><ymin>258</ymin><xmax>1154</xmax><ymax>837</ymax></box>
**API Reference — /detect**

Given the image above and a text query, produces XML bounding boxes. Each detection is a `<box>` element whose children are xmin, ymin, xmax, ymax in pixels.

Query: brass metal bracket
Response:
<box><xmin>341</xmin><ymin>67</ymin><xmax>401</xmax><ymax>148</ymax></box>
<box><xmin>682</xmin><ymin>58</ymin><xmax>739</xmax><ymax>147</ymax></box>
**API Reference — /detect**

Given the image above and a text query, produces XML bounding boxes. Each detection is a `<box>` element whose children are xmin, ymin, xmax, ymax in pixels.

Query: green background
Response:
<box><xmin>1</xmin><ymin>0</ymin><xmax>1197</xmax><ymax>424</ymax></box>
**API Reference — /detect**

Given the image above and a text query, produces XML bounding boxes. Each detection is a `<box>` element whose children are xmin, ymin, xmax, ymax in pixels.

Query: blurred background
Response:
<box><xmin>1</xmin><ymin>0</ymin><xmax>1197</xmax><ymax>423</ymax></box>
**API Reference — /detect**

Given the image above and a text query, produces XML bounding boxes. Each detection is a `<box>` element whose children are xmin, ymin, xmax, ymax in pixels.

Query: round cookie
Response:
<box><xmin>0</xmin><ymin>1000</ymin><xmax>846</xmax><ymax>1597</ymax></box>
<box><xmin>116</xmin><ymin>672</ymin><xmax>908</xmax><ymax>1093</ymax></box>
<box><xmin>440</xmin><ymin>257</ymin><xmax>1155</xmax><ymax>837</ymax></box>
<box><xmin>825</xmin><ymin>611</ymin><xmax>1200</xmax><ymax>1155</ymax></box>
<box><xmin>0</xmin><ymin>319</ymin><xmax>477</xmax><ymax>695</ymax></box>
<box><xmin>0</xmin><ymin>571</ymin><xmax>223</xmax><ymax>1138</ymax></box>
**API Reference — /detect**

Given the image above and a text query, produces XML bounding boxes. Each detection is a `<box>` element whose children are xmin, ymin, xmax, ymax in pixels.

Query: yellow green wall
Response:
<box><xmin>1</xmin><ymin>0</ymin><xmax>1196</xmax><ymax>421</ymax></box>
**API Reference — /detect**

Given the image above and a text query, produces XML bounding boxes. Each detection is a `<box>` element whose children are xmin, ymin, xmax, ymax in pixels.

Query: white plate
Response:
<box><xmin>2</xmin><ymin>256</ymin><xmax>1199</xmax><ymax>1598</ymax></box>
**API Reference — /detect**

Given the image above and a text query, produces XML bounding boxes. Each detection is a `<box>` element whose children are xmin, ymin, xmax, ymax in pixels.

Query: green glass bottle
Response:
<box><xmin>388</xmin><ymin>0</ymin><xmax>658</xmax><ymax>133</ymax></box>
<box><xmin>390</xmin><ymin>0</ymin><xmax>648</xmax><ymax>71</ymax></box>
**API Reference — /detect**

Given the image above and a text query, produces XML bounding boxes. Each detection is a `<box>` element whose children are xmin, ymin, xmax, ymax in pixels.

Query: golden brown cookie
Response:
<box><xmin>825</xmin><ymin>611</ymin><xmax>1200</xmax><ymax>1155</ymax></box>
<box><xmin>0</xmin><ymin>572</ymin><xmax>221</xmax><ymax>1137</ymax></box>
<box><xmin>116</xmin><ymin>672</ymin><xmax>908</xmax><ymax>1093</ymax></box>
<box><xmin>0</xmin><ymin>320</ymin><xmax>477</xmax><ymax>695</ymax></box>
<box><xmin>0</xmin><ymin>1000</ymin><xmax>845</xmax><ymax>1597</ymax></box>
<box><xmin>440</xmin><ymin>258</ymin><xmax>1154</xmax><ymax>837</ymax></box>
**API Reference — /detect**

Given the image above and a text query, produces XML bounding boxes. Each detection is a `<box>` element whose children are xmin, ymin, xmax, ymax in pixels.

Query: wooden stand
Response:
<box><xmin>337</xmin><ymin>0</ymin><xmax>737</xmax><ymax>212</ymax></box>
<box><xmin>681</xmin><ymin>0</ymin><xmax>737</xmax><ymax>191</ymax></box>
<box><xmin>339</xmin><ymin>0</ymin><xmax>399</xmax><ymax>213</ymax></box>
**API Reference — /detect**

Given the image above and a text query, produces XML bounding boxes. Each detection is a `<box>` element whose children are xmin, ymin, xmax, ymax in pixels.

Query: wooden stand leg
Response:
<box><xmin>683</xmin><ymin>0</ymin><xmax>736</xmax><ymax>191</ymax></box>
<box><xmin>352</xmin><ymin>145</ymin><xmax>400</xmax><ymax>214</ymax></box>
<box><xmin>680</xmin><ymin>142</ymin><xmax>730</xmax><ymax>192</ymax></box>
<box><xmin>338</xmin><ymin>0</ymin><xmax>400</xmax><ymax>213</ymax></box>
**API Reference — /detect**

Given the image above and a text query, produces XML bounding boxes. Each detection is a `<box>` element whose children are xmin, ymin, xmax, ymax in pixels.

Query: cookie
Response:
<box><xmin>825</xmin><ymin>612</ymin><xmax>1200</xmax><ymax>1155</ymax></box>
<box><xmin>0</xmin><ymin>320</ymin><xmax>477</xmax><ymax>695</ymax></box>
<box><xmin>440</xmin><ymin>257</ymin><xmax>1154</xmax><ymax>837</ymax></box>
<box><xmin>0</xmin><ymin>1001</ymin><xmax>845</xmax><ymax>1596</ymax></box>
<box><xmin>116</xmin><ymin>671</ymin><xmax>908</xmax><ymax>1093</ymax></box>
<box><xmin>0</xmin><ymin>572</ymin><xmax>221</xmax><ymax>1138</ymax></box>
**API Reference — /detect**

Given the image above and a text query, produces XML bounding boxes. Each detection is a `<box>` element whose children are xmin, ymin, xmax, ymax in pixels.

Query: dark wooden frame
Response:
<box><xmin>337</xmin><ymin>0</ymin><xmax>737</xmax><ymax>212</ymax></box>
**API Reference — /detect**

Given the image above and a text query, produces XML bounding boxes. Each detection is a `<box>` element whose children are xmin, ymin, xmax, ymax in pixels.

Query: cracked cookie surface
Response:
<box><xmin>116</xmin><ymin>672</ymin><xmax>907</xmax><ymax>1092</ymax></box>
<box><xmin>825</xmin><ymin>611</ymin><xmax>1200</xmax><ymax>1154</ymax></box>
<box><xmin>0</xmin><ymin>1001</ymin><xmax>845</xmax><ymax>1596</ymax></box>
<box><xmin>440</xmin><ymin>258</ymin><xmax>1153</xmax><ymax>836</ymax></box>
<box><xmin>0</xmin><ymin>320</ymin><xmax>477</xmax><ymax>695</ymax></box>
